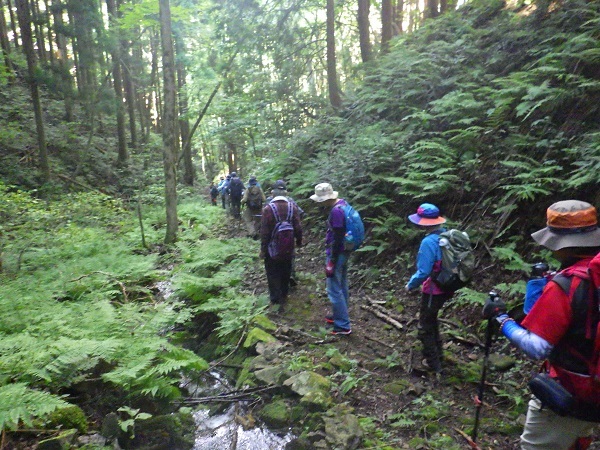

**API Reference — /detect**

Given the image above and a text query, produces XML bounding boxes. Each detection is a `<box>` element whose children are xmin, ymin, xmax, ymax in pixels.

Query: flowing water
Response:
<box><xmin>155</xmin><ymin>281</ymin><xmax>294</xmax><ymax>449</ymax></box>
<box><xmin>188</xmin><ymin>371</ymin><xmax>294</xmax><ymax>450</ymax></box>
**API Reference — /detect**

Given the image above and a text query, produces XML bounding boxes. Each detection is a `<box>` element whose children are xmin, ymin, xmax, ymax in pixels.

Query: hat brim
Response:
<box><xmin>408</xmin><ymin>214</ymin><xmax>446</xmax><ymax>226</ymax></box>
<box><xmin>310</xmin><ymin>191</ymin><xmax>339</xmax><ymax>202</ymax></box>
<box><xmin>531</xmin><ymin>227</ymin><xmax>600</xmax><ymax>251</ymax></box>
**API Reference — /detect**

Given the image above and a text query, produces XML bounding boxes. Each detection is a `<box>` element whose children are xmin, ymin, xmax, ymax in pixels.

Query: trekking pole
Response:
<box><xmin>471</xmin><ymin>291</ymin><xmax>498</xmax><ymax>447</ymax></box>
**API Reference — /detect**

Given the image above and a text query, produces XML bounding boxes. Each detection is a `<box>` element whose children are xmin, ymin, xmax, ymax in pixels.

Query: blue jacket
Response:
<box><xmin>407</xmin><ymin>228</ymin><xmax>445</xmax><ymax>291</ymax></box>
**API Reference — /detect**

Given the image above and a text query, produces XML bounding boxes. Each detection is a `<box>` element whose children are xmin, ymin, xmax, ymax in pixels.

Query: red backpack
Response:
<box><xmin>548</xmin><ymin>253</ymin><xmax>600</xmax><ymax>405</ymax></box>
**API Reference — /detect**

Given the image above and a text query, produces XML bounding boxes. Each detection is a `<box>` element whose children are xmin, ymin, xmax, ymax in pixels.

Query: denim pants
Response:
<box><xmin>326</xmin><ymin>252</ymin><xmax>350</xmax><ymax>330</ymax></box>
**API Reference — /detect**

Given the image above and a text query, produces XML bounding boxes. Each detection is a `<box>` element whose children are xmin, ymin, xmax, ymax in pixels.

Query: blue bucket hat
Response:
<box><xmin>408</xmin><ymin>203</ymin><xmax>446</xmax><ymax>226</ymax></box>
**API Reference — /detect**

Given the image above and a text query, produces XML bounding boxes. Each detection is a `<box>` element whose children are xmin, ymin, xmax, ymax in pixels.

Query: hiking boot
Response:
<box><xmin>414</xmin><ymin>359</ymin><xmax>442</xmax><ymax>375</ymax></box>
<box><xmin>325</xmin><ymin>315</ymin><xmax>334</xmax><ymax>324</ymax></box>
<box><xmin>331</xmin><ymin>327</ymin><xmax>352</xmax><ymax>336</ymax></box>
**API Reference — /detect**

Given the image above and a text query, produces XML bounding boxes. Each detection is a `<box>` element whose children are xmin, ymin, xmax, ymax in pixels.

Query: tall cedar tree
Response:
<box><xmin>106</xmin><ymin>0</ymin><xmax>128</xmax><ymax>165</ymax></box>
<box><xmin>381</xmin><ymin>0</ymin><xmax>393</xmax><ymax>53</ymax></box>
<box><xmin>159</xmin><ymin>0</ymin><xmax>178</xmax><ymax>244</ymax></box>
<box><xmin>0</xmin><ymin>0</ymin><xmax>14</xmax><ymax>80</ymax></box>
<box><xmin>357</xmin><ymin>0</ymin><xmax>372</xmax><ymax>62</ymax></box>
<box><xmin>15</xmin><ymin>0</ymin><xmax>49</xmax><ymax>182</ymax></box>
<box><xmin>326</xmin><ymin>0</ymin><xmax>342</xmax><ymax>109</ymax></box>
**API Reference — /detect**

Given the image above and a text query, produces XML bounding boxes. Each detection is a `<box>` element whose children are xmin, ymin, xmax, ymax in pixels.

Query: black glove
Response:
<box><xmin>482</xmin><ymin>296</ymin><xmax>507</xmax><ymax>320</ymax></box>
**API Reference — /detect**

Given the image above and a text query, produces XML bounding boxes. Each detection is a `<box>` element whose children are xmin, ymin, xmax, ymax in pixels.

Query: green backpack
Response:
<box><xmin>432</xmin><ymin>229</ymin><xmax>475</xmax><ymax>292</ymax></box>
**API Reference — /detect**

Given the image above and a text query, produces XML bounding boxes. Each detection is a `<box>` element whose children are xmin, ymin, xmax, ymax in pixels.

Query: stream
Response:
<box><xmin>155</xmin><ymin>281</ymin><xmax>294</xmax><ymax>449</ymax></box>
<box><xmin>187</xmin><ymin>371</ymin><xmax>294</xmax><ymax>450</ymax></box>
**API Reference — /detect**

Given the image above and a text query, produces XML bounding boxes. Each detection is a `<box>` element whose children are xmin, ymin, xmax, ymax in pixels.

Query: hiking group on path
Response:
<box><xmin>210</xmin><ymin>175</ymin><xmax>600</xmax><ymax>449</ymax></box>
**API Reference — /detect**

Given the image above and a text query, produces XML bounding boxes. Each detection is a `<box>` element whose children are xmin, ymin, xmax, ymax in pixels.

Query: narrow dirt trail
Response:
<box><xmin>224</xmin><ymin>213</ymin><xmax>526</xmax><ymax>449</ymax></box>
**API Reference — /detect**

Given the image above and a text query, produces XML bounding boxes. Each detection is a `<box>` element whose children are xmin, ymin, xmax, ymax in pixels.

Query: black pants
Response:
<box><xmin>418</xmin><ymin>291</ymin><xmax>452</xmax><ymax>372</ymax></box>
<box><xmin>264</xmin><ymin>256</ymin><xmax>293</xmax><ymax>304</ymax></box>
<box><xmin>230</xmin><ymin>196</ymin><xmax>242</xmax><ymax>218</ymax></box>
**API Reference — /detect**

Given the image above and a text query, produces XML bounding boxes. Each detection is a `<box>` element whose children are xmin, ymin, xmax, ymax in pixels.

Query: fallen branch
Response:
<box><xmin>181</xmin><ymin>386</ymin><xmax>278</xmax><ymax>404</ymax></box>
<box><xmin>363</xmin><ymin>334</ymin><xmax>395</xmax><ymax>349</ymax></box>
<box><xmin>69</xmin><ymin>271</ymin><xmax>128</xmax><ymax>301</ymax></box>
<box><xmin>210</xmin><ymin>326</ymin><xmax>247</xmax><ymax>369</ymax></box>
<box><xmin>367</xmin><ymin>300</ymin><xmax>405</xmax><ymax>323</ymax></box>
<box><xmin>361</xmin><ymin>304</ymin><xmax>403</xmax><ymax>330</ymax></box>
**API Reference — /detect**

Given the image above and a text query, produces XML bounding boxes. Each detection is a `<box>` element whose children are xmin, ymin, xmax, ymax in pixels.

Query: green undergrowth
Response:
<box><xmin>0</xmin><ymin>187</ymin><xmax>220</xmax><ymax>433</ymax></box>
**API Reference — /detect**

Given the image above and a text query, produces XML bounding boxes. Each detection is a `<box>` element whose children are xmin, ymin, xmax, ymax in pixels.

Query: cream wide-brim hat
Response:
<box><xmin>310</xmin><ymin>183</ymin><xmax>339</xmax><ymax>202</ymax></box>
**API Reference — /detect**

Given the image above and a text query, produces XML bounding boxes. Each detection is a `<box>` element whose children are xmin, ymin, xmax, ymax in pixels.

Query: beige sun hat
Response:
<box><xmin>531</xmin><ymin>200</ymin><xmax>600</xmax><ymax>251</ymax></box>
<box><xmin>310</xmin><ymin>183</ymin><xmax>339</xmax><ymax>202</ymax></box>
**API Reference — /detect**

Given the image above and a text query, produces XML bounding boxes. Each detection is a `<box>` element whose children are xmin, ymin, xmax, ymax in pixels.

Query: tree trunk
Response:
<box><xmin>15</xmin><ymin>0</ymin><xmax>49</xmax><ymax>182</ymax></box>
<box><xmin>326</xmin><ymin>0</ymin><xmax>341</xmax><ymax>109</ymax></box>
<box><xmin>393</xmin><ymin>0</ymin><xmax>404</xmax><ymax>35</ymax></box>
<box><xmin>121</xmin><ymin>44</ymin><xmax>137</xmax><ymax>149</ymax></box>
<box><xmin>106</xmin><ymin>0</ymin><xmax>128</xmax><ymax>165</ymax></box>
<box><xmin>381</xmin><ymin>0</ymin><xmax>393</xmax><ymax>53</ymax></box>
<box><xmin>159</xmin><ymin>0</ymin><xmax>178</xmax><ymax>244</ymax></box>
<box><xmin>43</xmin><ymin>0</ymin><xmax>53</xmax><ymax>66</ymax></box>
<box><xmin>0</xmin><ymin>0</ymin><xmax>15</xmax><ymax>80</ymax></box>
<box><xmin>6</xmin><ymin>0</ymin><xmax>18</xmax><ymax>48</ymax></box>
<box><xmin>175</xmin><ymin>32</ymin><xmax>193</xmax><ymax>185</ymax></box>
<box><xmin>52</xmin><ymin>0</ymin><xmax>74</xmax><ymax>121</ymax></box>
<box><xmin>357</xmin><ymin>0</ymin><xmax>371</xmax><ymax>63</ymax></box>
<box><xmin>30</xmin><ymin>0</ymin><xmax>45</xmax><ymax>64</ymax></box>
<box><xmin>425</xmin><ymin>0</ymin><xmax>439</xmax><ymax>19</ymax></box>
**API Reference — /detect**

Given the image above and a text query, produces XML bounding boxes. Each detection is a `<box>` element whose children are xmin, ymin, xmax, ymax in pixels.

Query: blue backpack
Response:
<box><xmin>337</xmin><ymin>203</ymin><xmax>365</xmax><ymax>251</ymax></box>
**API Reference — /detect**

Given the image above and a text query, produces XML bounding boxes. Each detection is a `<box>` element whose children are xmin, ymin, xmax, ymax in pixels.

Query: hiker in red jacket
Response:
<box><xmin>484</xmin><ymin>200</ymin><xmax>600</xmax><ymax>450</ymax></box>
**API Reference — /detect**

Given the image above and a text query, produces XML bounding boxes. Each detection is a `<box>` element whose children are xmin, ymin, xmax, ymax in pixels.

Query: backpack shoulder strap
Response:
<box><xmin>269</xmin><ymin>202</ymin><xmax>281</xmax><ymax>223</ymax></box>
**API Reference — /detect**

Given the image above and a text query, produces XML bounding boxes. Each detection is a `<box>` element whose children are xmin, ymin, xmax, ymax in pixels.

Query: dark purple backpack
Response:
<box><xmin>267</xmin><ymin>201</ymin><xmax>295</xmax><ymax>260</ymax></box>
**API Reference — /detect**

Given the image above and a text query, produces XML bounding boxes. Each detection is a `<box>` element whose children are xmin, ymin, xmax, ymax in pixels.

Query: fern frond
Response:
<box><xmin>0</xmin><ymin>384</ymin><xmax>70</xmax><ymax>431</ymax></box>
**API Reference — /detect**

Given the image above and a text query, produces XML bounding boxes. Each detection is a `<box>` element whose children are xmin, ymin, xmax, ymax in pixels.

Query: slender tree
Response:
<box><xmin>15</xmin><ymin>0</ymin><xmax>49</xmax><ymax>182</ymax></box>
<box><xmin>106</xmin><ymin>0</ymin><xmax>128</xmax><ymax>165</ymax></box>
<box><xmin>357</xmin><ymin>0</ymin><xmax>371</xmax><ymax>63</ymax></box>
<box><xmin>51</xmin><ymin>0</ymin><xmax>74</xmax><ymax>121</ymax></box>
<box><xmin>6</xmin><ymin>0</ymin><xmax>18</xmax><ymax>48</ymax></box>
<box><xmin>381</xmin><ymin>0</ymin><xmax>393</xmax><ymax>53</ymax></box>
<box><xmin>159</xmin><ymin>0</ymin><xmax>178</xmax><ymax>244</ymax></box>
<box><xmin>326</xmin><ymin>0</ymin><xmax>341</xmax><ymax>109</ymax></box>
<box><xmin>394</xmin><ymin>0</ymin><xmax>404</xmax><ymax>35</ymax></box>
<box><xmin>425</xmin><ymin>0</ymin><xmax>439</xmax><ymax>19</ymax></box>
<box><xmin>175</xmin><ymin>28</ymin><xmax>193</xmax><ymax>185</ymax></box>
<box><xmin>0</xmin><ymin>0</ymin><xmax>15</xmax><ymax>80</ymax></box>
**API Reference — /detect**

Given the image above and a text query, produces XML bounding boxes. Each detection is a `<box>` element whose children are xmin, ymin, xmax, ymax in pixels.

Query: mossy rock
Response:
<box><xmin>251</xmin><ymin>314</ymin><xmax>277</xmax><ymax>332</ymax></box>
<box><xmin>129</xmin><ymin>411</ymin><xmax>195</xmax><ymax>450</ymax></box>
<box><xmin>383</xmin><ymin>379</ymin><xmax>411</xmax><ymax>396</ymax></box>
<box><xmin>37</xmin><ymin>429</ymin><xmax>78</xmax><ymax>450</ymax></box>
<box><xmin>300</xmin><ymin>390</ymin><xmax>333</xmax><ymax>412</ymax></box>
<box><xmin>258</xmin><ymin>399</ymin><xmax>290</xmax><ymax>428</ymax></box>
<box><xmin>46</xmin><ymin>405</ymin><xmax>88</xmax><ymax>434</ymax></box>
<box><xmin>328</xmin><ymin>354</ymin><xmax>353</xmax><ymax>372</ymax></box>
<box><xmin>283</xmin><ymin>371</ymin><xmax>331</xmax><ymax>396</ymax></box>
<box><xmin>243</xmin><ymin>327</ymin><xmax>277</xmax><ymax>349</ymax></box>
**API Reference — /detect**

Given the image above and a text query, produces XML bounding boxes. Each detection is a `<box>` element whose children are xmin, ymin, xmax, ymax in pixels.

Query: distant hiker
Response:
<box><xmin>266</xmin><ymin>180</ymin><xmax>305</xmax><ymax>217</ymax></box>
<box><xmin>241</xmin><ymin>176</ymin><xmax>266</xmax><ymax>238</ymax></box>
<box><xmin>260</xmin><ymin>187</ymin><xmax>303</xmax><ymax>313</ymax></box>
<box><xmin>209</xmin><ymin>182</ymin><xmax>219</xmax><ymax>206</ymax></box>
<box><xmin>219</xmin><ymin>175</ymin><xmax>231</xmax><ymax>210</ymax></box>
<box><xmin>310</xmin><ymin>183</ymin><xmax>354</xmax><ymax>336</ymax></box>
<box><xmin>483</xmin><ymin>200</ymin><xmax>600</xmax><ymax>450</ymax></box>
<box><xmin>405</xmin><ymin>203</ymin><xmax>455</xmax><ymax>374</ymax></box>
<box><xmin>227</xmin><ymin>172</ymin><xmax>245</xmax><ymax>219</ymax></box>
